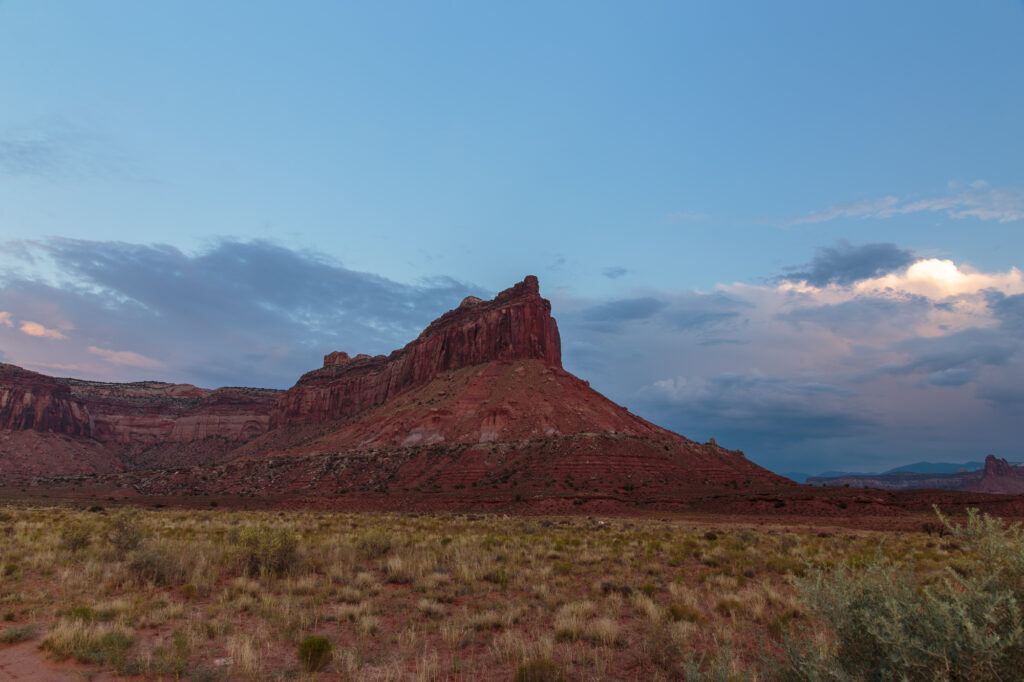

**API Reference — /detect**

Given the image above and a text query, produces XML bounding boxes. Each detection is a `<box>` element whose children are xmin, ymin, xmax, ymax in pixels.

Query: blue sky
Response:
<box><xmin>1</xmin><ymin>1</ymin><xmax>1023</xmax><ymax>474</ymax></box>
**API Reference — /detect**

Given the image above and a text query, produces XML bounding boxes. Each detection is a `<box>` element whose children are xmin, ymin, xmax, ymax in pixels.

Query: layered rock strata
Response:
<box><xmin>271</xmin><ymin>276</ymin><xmax>561</xmax><ymax>427</ymax></box>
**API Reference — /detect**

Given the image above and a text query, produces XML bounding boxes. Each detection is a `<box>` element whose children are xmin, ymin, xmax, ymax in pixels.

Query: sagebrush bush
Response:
<box><xmin>297</xmin><ymin>635</ymin><xmax>332</xmax><ymax>672</ymax></box>
<box><xmin>515</xmin><ymin>657</ymin><xmax>564</xmax><ymax>682</ymax></box>
<box><xmin>236</xmin><ymin>525</ymin><xmax>300</xmax><ymax>577</ymax></box>
<box><xmin>58</xmin><ymin>522</ymin><xmax>92</xmax><ymax>552</ymax></box>
<box><xmin>780</xmin><ymin>508</ymin><xmax>1024</xmax><ymax>681</ymax></box>
<box><xmin>106</xmin><ymin>512</ymin><xmax>145</xmax><ymax>557</ymax></box>
<box><xmin>128</xmin><ymin>545</ymin><xmax>185</xmax><ymax>586</ymax></box>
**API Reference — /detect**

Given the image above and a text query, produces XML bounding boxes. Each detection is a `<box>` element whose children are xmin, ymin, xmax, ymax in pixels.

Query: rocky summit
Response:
<box><xmin>1</xmin><ymin>276</ymin><xmax>789</xmax><ymax>508</ymax></box>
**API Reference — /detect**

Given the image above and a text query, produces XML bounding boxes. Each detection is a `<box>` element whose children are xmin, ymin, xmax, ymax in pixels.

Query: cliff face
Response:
<box><xmin>271</xmin><ymin>275</ymin><xmax>561</xmax><ymax>427</ymax></box>
<box><xmin>57</xmin><ymin>379</ymin><xmax>280</xmax><ymax>444</ymax></box>
<box><xmin>971</xmin><ymin>455</ymin><xmax>1024</xmax><ymax>494</ymax></box>
<box><xmin>0</xmin><ymin>363</ymin><xmax>281</xmax><ymax>476</ymax></box>
<box><xmin>5</xmin><ymin>275</ymin><xmax>793</xmax><ymax>496</ymax></box>
<box><xmin>0</xmin><ymin>364</ymin><xmax>92</xmax><ymax>436</ymax></box>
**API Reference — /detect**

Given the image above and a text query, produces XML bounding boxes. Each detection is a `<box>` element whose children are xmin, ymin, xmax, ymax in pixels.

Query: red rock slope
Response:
<box><xmin>7</xmin><ymin>276</ymin><xmax>788</xmax><ymax>503</ymax></box>
<box><xmin>0</xmin><ymin>363</ymin><xmax>281</xmax><ymax>476</ymax></box>
<box><xmin>970</xmin><ymin>455</ymin><xmax>1024</xmax><ymax>494</ymax></box>
<box><xmin>187</xmin><ymin>276</ymin><xmax>790</xmax><ymax>500</ymax></box>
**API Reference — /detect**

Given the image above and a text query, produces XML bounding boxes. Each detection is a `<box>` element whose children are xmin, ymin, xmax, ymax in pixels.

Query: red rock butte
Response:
<box><xmin>1</xmin><ymin>275</ymin><xmax>794</xmax><ymax>510</ymax></box>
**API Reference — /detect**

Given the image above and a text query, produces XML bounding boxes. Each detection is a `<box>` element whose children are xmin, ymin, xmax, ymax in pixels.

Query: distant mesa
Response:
<box><xmin>808</xmin><ymin>454</ymin><xmax>1024</xmax><ymax>494</ymax></box>
<box><xmin>1</xmin><ymin>276</ymin><xmax>787</xmax><ymax>507</ymax></box>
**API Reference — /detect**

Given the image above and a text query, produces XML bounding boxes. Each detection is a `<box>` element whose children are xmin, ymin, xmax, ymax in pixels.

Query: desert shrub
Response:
<box><xmin>235</xmin><ymin>525</ymin><xmax>299</xmax><ymax>577</ymax></box>
<box><xmin>681</xmin><ymin>645</ymin><xmax>750</xmax><ymax>682</ymax></box>
<box><xmin>297</xmin><ymin>635</ymin><xmax>332</xmax><ymax>672</ymax></box>
<box><xmin>106</xmin><ymin>512</ymin><xmax>145</xmax><ymax>557</ymax></box>
<box><xmin>667</xmin><ymin>603</ymin><xmax>704</xmax><ymax>623</ymax></box>
<box><xmin>356</xmin><ymin>528</ymin><xmax>392</xmax><ymax>559</ymax></box>
<box><xmin>42</xmin><ymin>619</ymin><xmax>134</xmax><ymax>667</ymax></box>
<box><xmin>128</xmin><ymin>545</ymin><xmax>186</xmax><ymax>586</ymax></box>
<box><xmin>516</xmin><ymin>657</ymin><xmax>564</xmax><ymax>682</ymax></box>
<box><xmin>0</xmin><ymin>624</ymin><xmax>34</xmax><ymax>643</ymax></box>
<box><xmin>58</xmin><ymin>522</ymin><xmax>92</xmax><ymax>552</ymax></box>
<box><xmin>779</xmin><ymin>508</ymin><xmax>1024</xmax><ymax>681</ymax></box>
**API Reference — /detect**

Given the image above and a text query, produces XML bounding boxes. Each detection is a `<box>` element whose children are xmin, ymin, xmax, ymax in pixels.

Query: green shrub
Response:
<box><xmin>236</xmin><ymin>525</ymin><xmax>300</xmax><ymax>577</ymax></box>
<box><xmin>106</xmin><ymin>512</ymin><xmax>145</xmax><ymax>557</ymax></box>
<box><xmin>516</xmin><ymin>657</ymin><xmax>564</xmax><ymax>682</ymax></box>
<box><xmin>58</xmin><ymin>523</ymin><xmax>92</xmax><ymax>552</ymax></box>
<box><xmin>0</xmin><ymin>624</ymin><xmax>34</xmax><ymax>643</ymax></box>
<box><xmin>297</xmin><ymin>635</ymin><xmax>332</xmax><ymax>672</ymax></box>
<box><xmin>667</xmin><ymin>603</ymin><xmax>704</xmax><ymax>623</ymax></box>
<box><xmin>355</xmin><ymin>529</ymin><xmax>392</xmax><ymax>560</ymax></box>
<box><xmin>780</xmin><ymin>508</ymin><xmax>1024</xmax><ymax>681</ymax></box>
<box><xmin>128</xmin><ymin>545</ymin><xmax>185</xmax><ymax>586</ymax></box>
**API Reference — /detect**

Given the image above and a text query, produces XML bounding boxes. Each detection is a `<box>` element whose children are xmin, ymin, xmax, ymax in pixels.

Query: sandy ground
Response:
<box><xmin>0</xmin><ymin>638</ymin><xmax>116</xmax><ymax>681</ymax></box>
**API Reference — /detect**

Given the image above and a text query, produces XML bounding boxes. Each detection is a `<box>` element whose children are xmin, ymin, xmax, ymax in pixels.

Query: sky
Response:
<box><xmin>1</xmin><ymin>1</ymin><xmax>1023</xmax><ymax>475</ymax></box>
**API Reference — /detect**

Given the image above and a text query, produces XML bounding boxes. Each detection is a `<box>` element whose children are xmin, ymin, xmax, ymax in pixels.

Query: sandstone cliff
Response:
<box><xmin>5</xmin><ymin>275</ymin><xmax>791</xmax><ymax>500</ymax></box>
<box><xmin>271</xmin><ymin>276</ymin><xmax>560</xmax><ymax>427</ymax></box>
<box><xmin>0</xmin><ymin>363</ymin><xmax>281</xmax><ymax>476</ymax></box>
<box><xmin>971</xmin><ymin>455</ymin><xmax>1024</xmax><ymax>494</ymax></box>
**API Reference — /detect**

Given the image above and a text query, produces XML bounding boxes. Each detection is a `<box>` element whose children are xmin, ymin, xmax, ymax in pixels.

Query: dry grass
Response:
<box><xmin>0</xmin><ymin>504</ymin><xmax>968</xmax><ymax>679</ymax></box>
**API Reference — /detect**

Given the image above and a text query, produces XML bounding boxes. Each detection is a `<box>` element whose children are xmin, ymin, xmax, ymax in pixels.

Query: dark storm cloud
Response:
<box><xmin>0</xmin><ymin>239</ymin><xmax>481</xmax><ymax>387</ymax></box>
<box><xmin>780</xmin><ymin>241</ymin><xmax>915</xmax><ymax>286</ymax></box>
<box><xmin>977</xmin><ymin>382</ymin><xmax>1024</xmax><ymax>411</ymax></box>
<box><xmin>990</xmin><ymin>292</ymin><xmax>1024</xmax><ymax>330</ymax></box>
<box><xmin>643</xmin><ymin>372</ymin><xmax>868</xmax><ymax>447</ymax></box>
<box><xmin>886</xmin><ymin>329</ymin><xmax>1018</xmax><ymax>387</ymax></box>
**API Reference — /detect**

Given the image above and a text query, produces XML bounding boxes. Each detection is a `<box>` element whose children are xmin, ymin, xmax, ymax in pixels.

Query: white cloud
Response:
<box><xmin>786</xmin><ymin>182</ymin><xmax>1024</xmax><ymax>226</ymax></box>
<box><xmin>87</xmin><ymin>346</ymin><xmax>164</xmax><ymax>370</ymax></box>
<box><xmin>19</xmin><ymin>320</ymin><xmax>67</xmax><ymax>339</ymax></box>
<box><xmin>0</xmin><ymin>312</ymin><xmax>11</xmax><ymax>327</ymax></box>
<box><xmin>557</xmin><ymin>253</ymin><xmax>1024</xmax><ymax>472</ymax></box>
<box><xmin>856</xmin><ymin>259</ymin><xmax>1024</xmax><ymax>299</ymax></box>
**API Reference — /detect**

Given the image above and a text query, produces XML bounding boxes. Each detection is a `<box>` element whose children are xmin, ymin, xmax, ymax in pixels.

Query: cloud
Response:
<box><xmin>0</xmin><ymin>135</ymin><xmax>66</xmax><ymax>177</ymax></box>
<box><xmin>583</xmin><ymin>297</ymin><xmax>667</xmax><ymax>322</ymax></box>
<box><xmin>989</xmin><ymin>292</ymin><xmax>1024</xmax><ymax>330</ymax></box>
<box><xmin>785</xmin><ymin>196</ymin><xmax>900</xmax><ymax>226</ymax></box>
<box><xmin>785</xmin><ymin>181</ymin><xmax>1024</xmax><ymax>226</ymax></box>
<box><xmin>0</xmin><ymin>312</ymin><xmax>11</xmax><ymax>327</ymax></box>
<box><xmin>0</xmin><ymin>122</ymin><xmax>133</xmax><ymax>181</ymax></box>
<box><xmin>780</xmin><ymin>241</ymin><xmax>915</xmax><ymax>286</ymax></box>
<box><xmin>0</xmin><ymin>238</ymin><xmax>481</xmax><ymax>387</ymax></box>
<box><xmin>649</xmin><ymin>372</ymin><xmax>867</xmax><ymax>443</ymax></box>
<box><xmin>19</xmin><ymin>321</ymin><xmax>67</xmax><ymax>339</ymax></box>
<box><xmin>88</xmin><ymin>346</ymin><xmax>164</xmax><ymax>370</ymax></box>
<box><xmin>602</xmin><ymin>267</ymin><xmax>628</xmax><ymax>279</ymax></box>
<box><xmin>885</xmin><ymin>329</ymin><xmax>1018</xmax><ymax>387</ymax></box>
<box><xmin>3</xmin><ymin>236</ymin><xmax>1023</xmax><ymax>476</ymax></box>
<box><xmin>555</xmin><ymin>251</ymin><xmax>1024</xmax><ymax>473</ymax></box>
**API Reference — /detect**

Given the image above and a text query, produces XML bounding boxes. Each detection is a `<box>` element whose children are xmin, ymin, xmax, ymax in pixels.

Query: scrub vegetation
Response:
<box><xmin>0</xmin><ymin>505</ymin><xmax>1017</xmax><ymax>680</ymax></box>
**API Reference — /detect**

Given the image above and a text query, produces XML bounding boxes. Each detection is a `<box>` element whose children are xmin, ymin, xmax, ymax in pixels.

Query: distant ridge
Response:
<box><xmin>808</xmin><ymin>455</ymin><xmax>1024</xmax><ymax>493</ymax></box>
<box><xmin>786</xmin><ymin>460</ymin><xmax>989</xmax><ymax>483</ymax></box>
